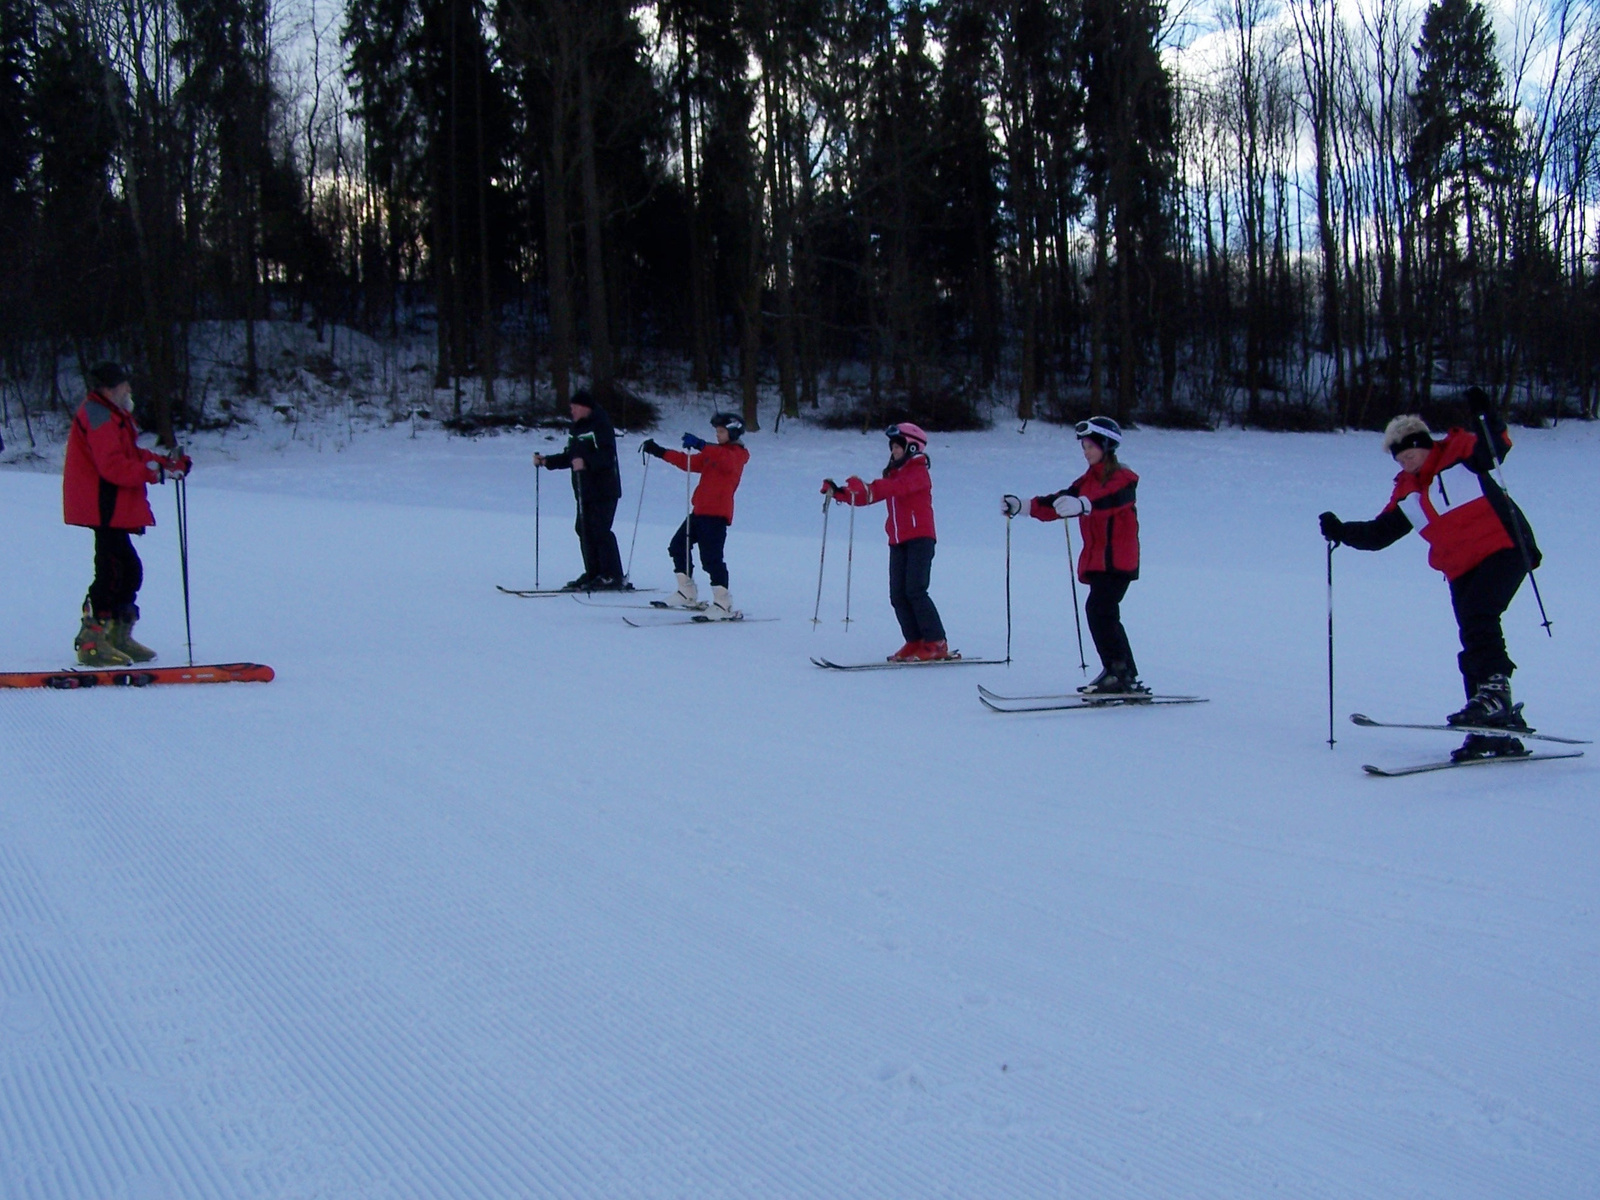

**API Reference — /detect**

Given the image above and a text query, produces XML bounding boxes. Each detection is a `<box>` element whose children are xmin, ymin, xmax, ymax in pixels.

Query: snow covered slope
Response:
<box><xmin>2</xmin><ymin>416</ymin><xmax>1596</xmax><ymax>1197</ymax></box>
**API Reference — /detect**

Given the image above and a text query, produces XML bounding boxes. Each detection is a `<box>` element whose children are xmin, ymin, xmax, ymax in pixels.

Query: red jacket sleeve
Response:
<box><xmin>661</xmin><ymin>448</ymin><xmax>700</xmax><ymax>473</ymax></box>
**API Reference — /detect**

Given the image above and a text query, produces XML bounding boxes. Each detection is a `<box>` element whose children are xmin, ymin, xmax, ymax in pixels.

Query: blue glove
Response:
<box><xmin>681</xmin><ymin>432</ymin><xmax>706</xmax><ymax>451</ymax></box>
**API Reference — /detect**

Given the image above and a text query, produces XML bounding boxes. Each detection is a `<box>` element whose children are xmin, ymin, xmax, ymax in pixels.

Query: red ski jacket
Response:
<box><xmin>63</xmin><ymin>393</ymin><xmax>162</xmax><ymax>530</ymax></box>
<box><xmin>839</xmin><ymin>452</ymin><xmax>936</xmax><ymax>545</ymax></box>
<box><xmin>1030</xmin><ymin>463</ymin><xmax>1140</xmax><ymax>581</ymax></box>
<box><xmin>661</xmin><ymin>442</ymin><xmax>750</xmax><ymax>522</ymax></box>
<box><xmin>1339</xmin><ymin>423</ymin><xmax>1539</xmax><ymax>580</ymax></box>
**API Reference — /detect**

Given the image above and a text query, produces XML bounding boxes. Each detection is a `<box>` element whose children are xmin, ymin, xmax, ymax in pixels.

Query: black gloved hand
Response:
<box><xmin>1319</xmin><ymin>511</ymin><xmax>1344</xmax><ymax>544</ymax></box>
<box><xmin>1001</xmin><ymin>494</ymin><xmax>1022</xmax><ymax>517</ymax></box>
<box><xmin>641</xmin><ymin>438</ymin><xmax>666</xmax><ymax>458</ymax></box>
<box><xmin>1463</xmin><ymin>386</ymin><xmax>1495</xmax><ymax>421</ymax></box>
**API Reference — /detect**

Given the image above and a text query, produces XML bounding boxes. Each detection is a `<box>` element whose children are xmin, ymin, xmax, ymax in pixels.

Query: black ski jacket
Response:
<box><xmin>542</xmin><ymin>406</ymin><xmax>622</xmax><ymax>503</ymax></box>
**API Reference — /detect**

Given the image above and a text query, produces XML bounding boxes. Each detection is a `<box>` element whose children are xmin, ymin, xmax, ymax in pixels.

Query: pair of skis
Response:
<box><xmin>1348</xmin><ymin>713</ymin><xmax>1587</xmax><ymax>776</ymax></box>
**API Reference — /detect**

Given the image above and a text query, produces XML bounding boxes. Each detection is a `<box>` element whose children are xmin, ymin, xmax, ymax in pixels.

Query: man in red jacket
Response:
<box><xmin>642</xmin><ymin>412</ymin><xmax>750</xmax><ymax>618</ymax></box>
<box><xmin>1319</xmin><ymin>389</ymin><xmax>1540</xmax><ymax>761</ymax></box>
<box><xmin>63</xmin><ymin>363</ymin><xmax>189</xmax><ymax>665</ymax></box>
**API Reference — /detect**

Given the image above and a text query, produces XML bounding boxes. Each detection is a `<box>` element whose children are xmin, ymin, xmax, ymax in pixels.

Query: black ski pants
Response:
<box><xmin>888</xmin><ymin>537</ymin><xmax>945</xmax><ymax>643</ymax></box>
<box><xmin>1084</xmin><ymin>572</ymin><xmax>1136</xmax><ymax>675</ymax></box>
<box><xmin>575</xmin><ymin>493</ymin><xmax>624</xmax><ymax>582</ymax></box>
<box><xmin>670</xmin><ymin>515</ymin><xmax>730</xmax><ymax>588</ymax></box>
<box><xmin>88</xmin><ymin>527</ymin><xmax>143</xmax><ymax>618</ymax></box>
<box><xmin>1449</xmin><ymin>547</ymin><xmax>1525</xmax><ymax>697</ymax></box>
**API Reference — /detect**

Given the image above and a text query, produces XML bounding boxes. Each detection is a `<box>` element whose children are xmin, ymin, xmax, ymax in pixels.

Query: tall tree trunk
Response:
<box><xmin>576</xmin><ymin>48</ymin><xmax>612</xmax><ymax>398</ymax></box>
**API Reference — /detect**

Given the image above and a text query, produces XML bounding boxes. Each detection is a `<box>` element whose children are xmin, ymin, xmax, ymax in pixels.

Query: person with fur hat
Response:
<box><xmin>1318</xmin><ymin>390</ymin><xmax>1541</xmax><ymax>761</ymax></box>
<box><xmin>63</xmin><ymin>362</ymin><xmax>191</xmax><ymax>666</ymax></box>
<box><xmin>821</xmin><ymin>423</ymin><xmax>953</xmax><ymax>661</ymax></box>
<box><xmin>641</xmin><ymin>412</ymin><xmax>750</xmax><ymax>619</ymax></box>
<box><xmin>1003</xmin><ymin>416</ymin><xmax>1145</xmax><ymax>694</ymax></box>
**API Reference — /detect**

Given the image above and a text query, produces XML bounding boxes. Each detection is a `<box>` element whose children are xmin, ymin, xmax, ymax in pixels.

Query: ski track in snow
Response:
<box><xmin>2</xmin><ymin>416</ymin><xmax>1598</xmax><ymax>1197</ymax></box>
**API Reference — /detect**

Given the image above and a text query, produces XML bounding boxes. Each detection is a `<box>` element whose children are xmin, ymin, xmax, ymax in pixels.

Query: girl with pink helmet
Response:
<box><xmin>822</xmin><ymin>423</ymin><xmax>954</xmax><ymax>662</ymax></box>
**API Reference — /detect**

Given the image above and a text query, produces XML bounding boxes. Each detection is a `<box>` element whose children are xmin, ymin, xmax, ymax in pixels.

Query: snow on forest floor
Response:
<box><xmin>2</xmin><ymin>407</ymin><xmax>1597</xmax><ymax>1198</ymax></box>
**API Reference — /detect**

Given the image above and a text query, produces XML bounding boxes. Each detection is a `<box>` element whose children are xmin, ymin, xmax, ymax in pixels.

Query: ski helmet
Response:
<box><xmin>710</xmin><ymin>412</ymin><xmax>744</xmax><ymax>440</ymax></box>
<box><xmin>885</xmin><ymin>422</ymin><xmax>929</xmax><ymax>453</ymax></box>
<box><xmin>1073</xmin><ymin>416</ymin><xmax>1123</xmax><ymax>449</ymax></box>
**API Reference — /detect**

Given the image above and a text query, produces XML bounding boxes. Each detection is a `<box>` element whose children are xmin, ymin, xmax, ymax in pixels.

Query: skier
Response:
<box><xmin>821</xmin><ymin>422</ymin><xmax>952</xmax><ymax>662</ymax></box>
<box><xmin>1318</xmin><ymin>389</ymin><xmax>1541</xmax><ymax>762</ymax></box>
<box><xmin>62</xmin><ymin>362</ymin><xmax>190</xmax><ymax>666</ymax></box>
<box><xmin>1003</xmin><ymin>416</ymin><xmax>1145</xmax><ymax>694</ymax></box>
<box><xmin>533</xmin><ymin>388</ymin><xmax>627</xmax><ymax>590</ymax></box>
<box><xmin>641</xmin><ymin>412</ymin><xmax>749</xmax><ymax>619</ymax></box>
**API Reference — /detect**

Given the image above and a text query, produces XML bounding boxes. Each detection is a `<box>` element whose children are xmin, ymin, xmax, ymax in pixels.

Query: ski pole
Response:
<box><xmin>574</xmin><ymin>481</ymin><xmax>588</xmax><ymax>590</ymax></box>
<box><xmin>534</xmin><ymin>465</ymin><xmax>541</xmax><ymax>590</ymax></box>
<box><xmin>1326</xmin><ymin>539</ymin><xmax>1336</xmax><ymax>747</ymax></box>
<box><xmin>625</xmin><ymin>447</ymin><xmax>649</xmax><ymax>580</ymax></box>
<box><xmin>843</xmin><ymin>500</ymin><xmax>856</xmax><ymax>631</ymax></box>
<box><xmin>174</xmin><ymin>469</ymin><xmax>193</xmax><ymax>666</ymax></box>
<box><xmin>1477</xmin><ymin>414</ymin><xmax>1552</xmax><ymax>636</ymax></box>
<box><xmin>1004</xmin><ymin>513</ymin><xmax>1013</xmax><ymax>664</ymax></box>
<box><xmin>1063</xmin><ymin>520</ymin><xmax>1086</xmax><ymax>672</ymax></box>
<box><xmin>811</xmin><ymin>494</ymin><xmax>831</xmax><ymax>628</ymax></box>
<box><xmin>684</xmin><ymin>438</ymin><xmax>694</xmax><ymax>590</ymax></box>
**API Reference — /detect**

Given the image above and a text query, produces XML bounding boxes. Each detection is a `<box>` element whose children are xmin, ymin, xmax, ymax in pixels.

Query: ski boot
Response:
<box><xmin>587</xmin><ymin>575</ymin><xmax>628</xmax><ymax>592</ymax></box>
<box><xmin>671</xmin><ymin>572</ymin><xmax>705</xmax><ymax>609</ymax></box>
<box><xmin>1078</xmin><ymin>666</ymin><xmax>1114</xmax><ymax>694</ymax></box>
<box><xmin>702</xmin><ymin>586</ymin><xmax>738</xmax><ymax>620</ymax></box>
<box><xmin>106</xmin><ymin>606</ymin><xmax>157</xmax><ymax>663</ymax></box>
<box><xmin>888</xmin><ymin>641</ymin><xmax>924</xmax><ymax>662</ymax></box>
<box><xmin>564</xmin><ymin>573</ymin><xmax>594</xmax><ymax>591</ymax></box>
<box><xmin>1447</xmin><ymin>675</ymin><xmax>1527</xmax><ymax>730</ymax></box>
<box><xmin>1451</xmin><ymin>733</ymin><xmax>1531</xmax><ymax>764</ymax></box>
<box><xmin>1080</xmin><ymin>663</ymin><xmax>1150</xmax><ymax>696</ymax></box>
<box><xmin>75</xmin><ymin>611</ymin><xmax>133</xmax><ymax>667</ymax></box>
<box><xmin>911</xmin><ymin>639</ymin><xmax>957</xmax><ymax>661</ymax></box>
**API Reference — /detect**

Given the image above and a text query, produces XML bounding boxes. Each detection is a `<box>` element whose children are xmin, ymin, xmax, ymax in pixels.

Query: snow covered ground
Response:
<box><xmin>3</xmin><ymin>408</ymin><xmax>1597</xmax><ymax>1198</ymax></box>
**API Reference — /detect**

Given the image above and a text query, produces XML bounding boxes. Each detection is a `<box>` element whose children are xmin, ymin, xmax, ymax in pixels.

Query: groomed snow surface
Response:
<box><xmin>3</xmin><ymin>411</ymin><xmax>1596</xmax><ymax>1198</ymax></box>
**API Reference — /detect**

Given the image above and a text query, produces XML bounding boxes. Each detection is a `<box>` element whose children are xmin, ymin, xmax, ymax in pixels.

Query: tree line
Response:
<box><xmin>1</xmin><ymin>0</ymin><xmax>1597</xmax><ymax>442</ymax></box>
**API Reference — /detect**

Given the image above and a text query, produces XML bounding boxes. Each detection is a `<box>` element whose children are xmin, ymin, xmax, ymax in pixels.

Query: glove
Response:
<box><xmin>844</xmin><ymin>475</ymin><xmax>869</xmax><ymax>502</ymax></box>
<box><xmin>164</xmin><ymin>454</ymin><xmax>190</xmax><ymax>480</ymax></box>
<box><xmin>681</xmin><ymin>432</ymin><xmax>706</xmax><ymax>451</ymax></box>
<box><xmin>1053</xmin><ymin>494</ymin><xmax>1090</xmax><ymax>518</ymax></box>
<box><xmin>1463</xmin><ymin>386</ymin><xmax>1495</xmax><ymax>421</ymax></box>
<box><xmin>641</xmin><ymin>439</ymin><xmax>666</xmax><ymax>458</ymax></box>
<box><xmin>821</xmin><ymin>478</ymin><xmax>838</xmax><ymax>496</ymax></box>
<box><xmin>1002</xmin><ymin>494</ymin><xmax>1022</xmax><ymax>517</ymax></box>
<box><xmin>1319</xmin><ymin>511</ymin><xmax>1344</xmax><ymax>544</ymax></box>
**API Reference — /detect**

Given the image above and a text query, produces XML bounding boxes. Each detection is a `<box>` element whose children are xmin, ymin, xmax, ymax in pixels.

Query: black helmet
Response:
<box><xmin>710</xmin><ymin>412</ymin><xmax>744</xmax><ymax>440</ymax></box>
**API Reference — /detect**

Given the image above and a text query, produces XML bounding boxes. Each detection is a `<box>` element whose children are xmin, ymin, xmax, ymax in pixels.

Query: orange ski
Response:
<box><xmin>0</xmin><ymin>663</ymin><xmax>275</xmax><ymax>689</ymax></box>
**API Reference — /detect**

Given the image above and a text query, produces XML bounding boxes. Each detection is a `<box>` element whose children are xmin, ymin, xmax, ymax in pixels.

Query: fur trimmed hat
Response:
<box><xmin>1382</xmin><ymin>414</ymin><xmax>1434</xmax><ymax>457</ymax></box>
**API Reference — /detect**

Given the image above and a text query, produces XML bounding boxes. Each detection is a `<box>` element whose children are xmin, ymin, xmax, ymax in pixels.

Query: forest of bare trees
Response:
<box><xmin>2</xmin><ymin>0</ymin><xmax>1598</xmax><ymax>441</ymax></box>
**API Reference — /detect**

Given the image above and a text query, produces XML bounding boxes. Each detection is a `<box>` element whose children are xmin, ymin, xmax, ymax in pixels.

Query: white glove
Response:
<box><xmin>1053</xmin><ymin>494</ymin><xmax>1089</xmax><ymax>518</ymax></box>
<box><xmin>1001</xmin><ymin>494</ymin><xmax>1022</xmax><ymax>517</ymax></box>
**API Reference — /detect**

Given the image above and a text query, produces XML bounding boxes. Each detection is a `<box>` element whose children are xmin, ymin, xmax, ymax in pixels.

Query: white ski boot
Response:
<box><xmin>671</xmin><ymin>572</ymin><xmax>706</xmax><ymax>609</ymax></box>
<box><xmin>702</xmin><ymin>585</ymin><xmax>739</xmax><ymax>620</ymax></box>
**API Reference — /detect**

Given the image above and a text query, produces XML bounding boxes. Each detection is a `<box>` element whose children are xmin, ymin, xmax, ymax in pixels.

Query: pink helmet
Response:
<box><xmin>885</xmin><ymin>422</ymin><xmax>929</xmax><ymax>452</ymax></box>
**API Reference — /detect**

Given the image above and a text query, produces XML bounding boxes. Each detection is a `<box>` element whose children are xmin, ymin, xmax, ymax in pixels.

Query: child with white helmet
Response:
<box><xmin>1003</xmin><ymin>416</ymin><xmax>1145</xmax><ymax>694</ymax></box>
<box><xmin>822</xmin><ymin>423</ymin><xmax>953</xmax><ymax>661</ymax></box>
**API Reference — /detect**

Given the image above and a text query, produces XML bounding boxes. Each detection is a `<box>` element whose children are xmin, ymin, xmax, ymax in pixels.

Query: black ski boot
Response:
<box><xmin>1447</xmin><ymin>675</ymin><xmax>1529</xmax><ymax>730</ymax></box>
<box><xmin>1080</xmin><ymin>663</ymin><xmax>1151</xmax><ymax>697</ymax></box>
<box><xmin>564</xmin><ymin>573</ymin><xmax>594</xmax><ymax>591</ymax></box>
<box><xmin>1451</xmin><ymin>733</ymin><xmax>1531</xmax><ymax>763</ymax></box>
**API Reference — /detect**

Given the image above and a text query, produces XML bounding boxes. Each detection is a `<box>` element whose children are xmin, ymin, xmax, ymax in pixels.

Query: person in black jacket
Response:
<box><xmin>534</xmin><ymin>390</ymin><xmax>627</xmax><ymax>589</ymax></box>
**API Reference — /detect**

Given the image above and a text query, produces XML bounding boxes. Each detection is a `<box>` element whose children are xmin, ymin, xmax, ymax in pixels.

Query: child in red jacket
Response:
<box><xmin>823</xmin><ymin>423</ymin><xmax>952</xmax><ymax>662</ymax></box>
<box><xmin>642</xmin><ymin>413</ymin><xmax>750</xmax><ymax>618</ymax></box>
<box><xmin>1005</xmin><ymin>416</ymin><xmax>1143</xmax><ymax>694</ymax></box>
<box><xmin>62</xmin><ymin>362</ymin><xmax>189</xmax><ymax>665</ymax></box>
